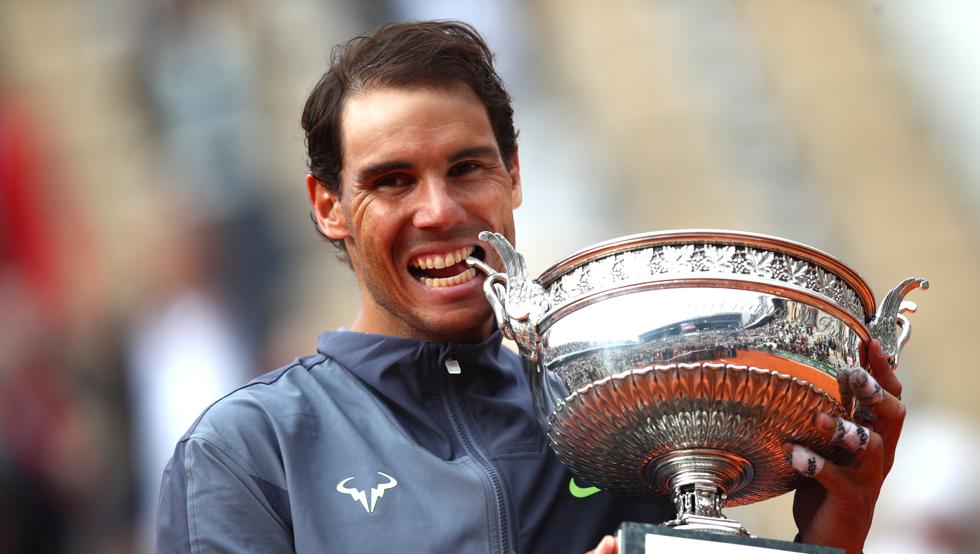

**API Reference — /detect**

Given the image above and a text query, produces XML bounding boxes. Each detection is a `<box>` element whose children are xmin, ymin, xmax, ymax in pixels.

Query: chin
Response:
<box><xmin>419</xmin><ymin>311</ymin><xmax>495</xmax><ymax>342</ymax></box>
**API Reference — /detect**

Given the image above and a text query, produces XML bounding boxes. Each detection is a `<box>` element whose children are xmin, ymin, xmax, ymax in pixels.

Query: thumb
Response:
<box><xmin>586</xmin><ymin>535</ymin><xmax>618</xmax><ymax>554</ymax></box>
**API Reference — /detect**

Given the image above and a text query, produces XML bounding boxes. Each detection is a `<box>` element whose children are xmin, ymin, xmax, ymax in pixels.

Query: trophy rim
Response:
<box><xmin>536</xmin><ymin>229</ymin><xmax>876</xmax><ymax>320</ymax></box>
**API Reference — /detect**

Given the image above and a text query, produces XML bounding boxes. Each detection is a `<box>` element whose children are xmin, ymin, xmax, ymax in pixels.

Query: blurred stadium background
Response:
<box><xmin>1</xmin><ymin>1</ymin><xmax>978</xmax><ymax>552</ymax></box>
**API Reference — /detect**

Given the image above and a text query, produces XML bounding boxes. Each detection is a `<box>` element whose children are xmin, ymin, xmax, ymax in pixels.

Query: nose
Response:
<box><xmin>412</xmin><ymin>178</ymin><xmax>467</xmax><ymax>231</ymax></box>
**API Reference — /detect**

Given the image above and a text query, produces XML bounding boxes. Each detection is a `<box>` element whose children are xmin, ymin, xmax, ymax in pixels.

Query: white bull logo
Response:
<box><xmin>336</xmin><ymin>472</ymin><xmax>398</xmax><ymax>513</ymax></box>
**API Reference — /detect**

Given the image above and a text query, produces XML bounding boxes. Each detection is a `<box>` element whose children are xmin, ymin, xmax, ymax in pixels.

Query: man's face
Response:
<box><xmin>308</xmin><ymin>83</ymin><xmax>522</xmax><ymax>342</ymax></box>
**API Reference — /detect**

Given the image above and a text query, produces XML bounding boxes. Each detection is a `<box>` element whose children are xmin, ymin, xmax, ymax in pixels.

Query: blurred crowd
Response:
<box><xmin>1</xmin><ymin>85</ymin><xmax>131</xmax><ymax>551</ymax></box>
<box><xmin>0</xmin><ymin>1</ymin><xmax>326</xmax><ymax>550</ymax></box>
<box><xmin>2</xmin><ymin>1</ymin><xmax>980</xmax><ymax>553</ymax></box>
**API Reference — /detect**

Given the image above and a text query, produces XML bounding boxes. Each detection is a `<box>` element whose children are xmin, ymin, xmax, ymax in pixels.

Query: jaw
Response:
<box><xmin>406</xmin><ymin>258</ymin><xmax>502</xmax><ymax>342</ymax></box>
<box><xmin>358</xmin><ymin>282</ymin><xmax>497</xmax><ymax>342</ymax></box>
<box><xmin>350</xmin><ymin>254</ymin><xmax>497</xmax><ymax>342</ymax></box>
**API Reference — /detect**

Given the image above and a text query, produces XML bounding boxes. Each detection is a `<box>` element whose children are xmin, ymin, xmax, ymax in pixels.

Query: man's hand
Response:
<box><xmin>783</xmin><ymin>340</ymin><xmax>906</xmax><ymax>554</ymax></box>
<box><xmin>586</xmin><ymin>535</ymin><xmax>618</xmax><ymax>554</ymax></box>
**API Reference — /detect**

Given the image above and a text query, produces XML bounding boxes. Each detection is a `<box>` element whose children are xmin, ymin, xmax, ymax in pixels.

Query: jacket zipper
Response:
<box><xmin>440</xmin><ymin>363</ymin><xmax>517</xmax><ymax>553</ymax></box>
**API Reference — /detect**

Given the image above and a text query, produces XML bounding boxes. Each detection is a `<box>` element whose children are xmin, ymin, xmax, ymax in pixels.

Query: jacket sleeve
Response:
<box><xmin>156</xmin><ymin>436</ymin><xmax>294</xmax><ymax>553</ymax></box>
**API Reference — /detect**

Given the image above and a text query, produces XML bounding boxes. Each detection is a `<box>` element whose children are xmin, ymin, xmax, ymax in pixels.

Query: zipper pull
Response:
<box><xmin>445</xmin><ymin>357</ymin><xmax>462</xmax><ymax>375</ymax></box>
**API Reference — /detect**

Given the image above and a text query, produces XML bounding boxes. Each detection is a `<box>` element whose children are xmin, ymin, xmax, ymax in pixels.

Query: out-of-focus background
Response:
<box><xmin>1</xmin><ymin>1</ymin><xmax>977</xmax><ymax>552</ymax></box>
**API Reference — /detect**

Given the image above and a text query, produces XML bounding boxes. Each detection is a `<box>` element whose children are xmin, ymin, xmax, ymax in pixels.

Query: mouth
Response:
<box><xmin>408</xmin><ymin>245</ymin><xmax>487</xmax><ymax>288</ymax></box>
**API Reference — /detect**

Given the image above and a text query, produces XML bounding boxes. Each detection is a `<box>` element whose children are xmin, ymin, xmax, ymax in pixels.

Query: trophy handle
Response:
<box><xmin>467</xmin><ymin>232</ymin><xmax>549</xmax><ymax>361</ymax></box>
<box><xmin>868</xmin><ymin>277</ymin><xmax>929</xmax><ymax>369</ymax></box>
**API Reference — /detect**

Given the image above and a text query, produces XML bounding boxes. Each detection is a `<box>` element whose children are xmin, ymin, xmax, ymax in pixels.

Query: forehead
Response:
<box><xmin>338</xmin><ymin>84</ymin><xmax>497</xmax><ymax>165</ymax></box>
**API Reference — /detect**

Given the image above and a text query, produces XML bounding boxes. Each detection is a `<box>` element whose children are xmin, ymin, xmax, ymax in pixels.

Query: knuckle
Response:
<box><xmin>868</xmin><ymin>431</ymin><xmax>884</xmax><ymax>450</ymax></box>
<box><xmin>893</xmin><ymin>401</ymin><xmax>907</xmax><ymax>422</ymax></box>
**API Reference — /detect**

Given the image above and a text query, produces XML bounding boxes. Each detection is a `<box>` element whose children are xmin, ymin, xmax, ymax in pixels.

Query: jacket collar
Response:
<box><xmin>315</xmin><ymin>330</ymin><xmax>523</xmax><ymax>461</ymax></box>
<box><xmin>316</xmin><ymin>329</ymin><xmax>515</xmax><ymax>397</ymax></box>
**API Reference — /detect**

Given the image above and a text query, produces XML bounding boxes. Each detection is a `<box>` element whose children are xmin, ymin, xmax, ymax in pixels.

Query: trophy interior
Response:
<box><xmin>530</xmin><ymin>232</ymin><xmax>874</xmax><ymax>505</ymax></box>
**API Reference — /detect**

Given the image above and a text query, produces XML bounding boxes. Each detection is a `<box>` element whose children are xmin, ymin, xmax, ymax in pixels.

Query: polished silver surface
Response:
<box><xmin>538</xmin><ymin>288</ymin><xmax>863</xmax><ymax>404</ymax></box>
<box><xmin>547</xmin><ymin>362</ymin><xmax>842</xmax><ymax>505</ymax></box>
<box><xmin>469</xmin><ymin>230</ymin><xmax>927</xmax><ymax>534</ymax></box>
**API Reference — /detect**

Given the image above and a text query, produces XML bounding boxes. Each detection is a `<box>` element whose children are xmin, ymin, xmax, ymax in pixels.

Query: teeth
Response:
<box><xmin>420</xmin><ymin>268</ymin><xmax>477</xmax><ymax>288</ymax></box>
<box><xmin>410</xmin><ymin>245</ymin><xmax>475</xmax><ymax>270</ymax></box>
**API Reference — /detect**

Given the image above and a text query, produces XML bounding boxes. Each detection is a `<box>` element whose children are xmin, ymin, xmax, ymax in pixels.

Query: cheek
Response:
<box><xmin>487</xmin><ymin>190</ymin><xmax>518</xmax><ymax>225</ymax></box>
<box><xmin>347</xmin><ymin>196</ymin><xmax>389</xmax><ymax>239</ymax></box>
<box><xmin>350</xmin><ymin>200</ymin><xmax>404</xmax><ymax>258</ymax></box>
<box><xmin>467</xmin><ymin>184</ymin><xmax>513</xmax><ymax>214</ymax></box>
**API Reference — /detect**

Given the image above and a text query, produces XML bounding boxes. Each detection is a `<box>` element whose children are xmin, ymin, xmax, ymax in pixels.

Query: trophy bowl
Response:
<box><xmin>468</xmin><ymin>230</ymin><xmax>926</xmax><ymax>535</ymax></box>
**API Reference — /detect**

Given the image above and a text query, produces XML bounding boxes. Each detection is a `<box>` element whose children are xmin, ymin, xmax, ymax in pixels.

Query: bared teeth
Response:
<box><xmin>420</xmin><ymin>268</ymin><xmax>477</xmax><ymax>288</ymax></box>
<box><xmin>410</xmin><ymin>245</ymin><xmax>474</xmax><ymax>270</ymax></box>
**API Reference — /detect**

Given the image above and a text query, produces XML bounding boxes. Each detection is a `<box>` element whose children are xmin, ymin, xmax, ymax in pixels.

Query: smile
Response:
<box><xmin>408</xmin><ymin>245</ymin><xmax>484</xmax><ymax>288</ymax></box>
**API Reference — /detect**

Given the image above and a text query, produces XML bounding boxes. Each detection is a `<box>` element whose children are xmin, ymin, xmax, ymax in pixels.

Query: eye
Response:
<box><xmin>374</xmin><ymin>173</ymin><xmax>414</xmax><ymax>188</ymax></box>
<box><xmin>448</xmin><ymin>161</ymin><xmax>482</xmax><ymax>177</ymax></box>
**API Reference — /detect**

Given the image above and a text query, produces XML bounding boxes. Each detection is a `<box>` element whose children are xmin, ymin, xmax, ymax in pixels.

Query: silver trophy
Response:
<box><xmin>467</xmin><ymin>230</ymin><xmax>926</xmax><ymax>538</ymax></box>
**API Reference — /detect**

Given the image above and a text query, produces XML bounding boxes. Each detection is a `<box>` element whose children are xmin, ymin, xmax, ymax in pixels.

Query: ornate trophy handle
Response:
<box><xmin>466</xmin><ymin>232</ymin><xmax>549</xmax><ymax>361</ymax></box>
<box><xmin>868</xmin><ymin>277</ymin><xmax>929</xmax><ymax>369</ymax></box>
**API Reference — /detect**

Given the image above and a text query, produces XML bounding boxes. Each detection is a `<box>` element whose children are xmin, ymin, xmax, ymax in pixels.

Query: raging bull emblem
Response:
<box><xmin>336</xmin><ymin>472</ymin><xmax>398</xmax><ymax>513</ymax></box>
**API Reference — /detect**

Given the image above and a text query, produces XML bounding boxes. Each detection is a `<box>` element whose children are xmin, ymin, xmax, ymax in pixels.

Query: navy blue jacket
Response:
<box><xmin>157</xmin><ymin>330</ymin><xmax>672</xmax><ymax>552</ymax></box>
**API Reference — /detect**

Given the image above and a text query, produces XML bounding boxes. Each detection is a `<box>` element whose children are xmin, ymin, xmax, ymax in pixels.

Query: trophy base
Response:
<box><xmin>617</xmin><ymin>522</ymin><xmax>843</xmax><ymax>553</ymax></box>
<box><xmin>662</xmin><ymin>513</ymin><xmax>753</xmax><ymax>536</ymax></box>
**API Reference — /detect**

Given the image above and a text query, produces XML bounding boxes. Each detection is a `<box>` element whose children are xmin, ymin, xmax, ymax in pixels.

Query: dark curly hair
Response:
<box><xmin>301</xmin><ymin>20</ymin><xmax>518</xmax><ymax>260</ymax></box>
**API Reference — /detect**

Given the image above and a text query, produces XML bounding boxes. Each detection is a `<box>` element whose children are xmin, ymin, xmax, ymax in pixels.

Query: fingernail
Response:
<box><xmin>786</xmin><ymin>444</ymin><xmax>824</xmax><ymax>477</ymax></box>
<box><xmin>781</xmin><ymin>443</ymin><xmax>794</xmax><ymax>464</ymax></box>
<box><xmin>849</xmin><ymin>369</ymin><xmax>884</xmax><ymax>406</ymax></box>
<box><xmin>814</xmin><ymin>412</ymin><xmax>835</xmax><ymax>433</ymax></box>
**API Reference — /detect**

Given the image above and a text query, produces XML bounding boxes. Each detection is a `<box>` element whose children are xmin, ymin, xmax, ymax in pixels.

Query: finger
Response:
<box><xmin>871</xmin><ymin>365</ymin><xmax>902</xmax><ymax>399</ymax></box>
<box><xmin>845</xmin><ymin>369</ymin><xmax>906</xmax><ymax>476</ymax></box>
<box><xmin>853</xmin><ymin>405</ymin><xmax>878</xmax><ymax>424</ymax></box>
<box><xmin>814</xmin><ymin>413</ymin><xmax>870</xmax><ymax>453</ymax></box>
<box><xmin>784</xmin><ymin>438</ymin><xmax>883</xmax><ymax>490</ymax></box>
<box><xmin>866</xmin><ymin>340</ymin><xmax>903</xmax><ymax>398</ymax></box>
<box><xmin>784</xmin><ymin>443</ymin><xmax>879</xmax><ymax>552</ymax></box>
<box><xmin>849</xmin><ymin>368</ymin><xmax>884</xmax><ymax>406</ymax></box>
<box><xmin>784</xmin><ymin>443</ymin><xmax>826</xmax><ymax>478</ymax></box>
<box><xmin>848</xmin><ymin>370</ymin><xmax>905</xmax><ymax>424</ymax></box>
<box><xmin>866</xmin><ymin>339</ymin><xmax>891</xmax><ymax>373</ymax></box>
<box><xmin>783</xmin><ymin>444</ymin><xmax>861</xmax><ymax>508</ymax></box>
<box><xmin>586</xmin><ymin>535</ymin><xmax>618</xmax><ymax>554</ymax></box>
<box><xmin>783</xmin><ymin>441</ymin><xmax>877</xmax><ymax>482</ymax></box>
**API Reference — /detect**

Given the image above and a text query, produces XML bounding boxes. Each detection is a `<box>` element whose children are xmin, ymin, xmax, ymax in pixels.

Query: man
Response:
<box><xmin>157</xmin><ymin>21</ymin><xmax>905</xmax><ymax>554</ymax></box>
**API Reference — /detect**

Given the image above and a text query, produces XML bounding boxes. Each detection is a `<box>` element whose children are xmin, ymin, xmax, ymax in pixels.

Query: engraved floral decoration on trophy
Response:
<box><xmin>703</xmin><ymin>245</ymin><xmax>735</xmax><ymax>273</ymax></box>
<box><xmin>745</xmin><ymin>249</ymin><xmax>774</xmax><ymax>278</ymax></box>
<box><xmin>770</xmin><ymin>254</ymin><xmax>790</xmax><ymax>282</ymax></box>
<box><xmin>788</xmin><ymin>258</ymin><xmax>810</xmax><ymax>288</ymax></box>
<box><xmin>545</xmin><ymin>242</ymin><xmax>866</xmax><ymax>322</ymax></box>
<box><xmin>662</xmin><ymin>245</ymin><xmax>695</xmax><ymax>275</ymax></box>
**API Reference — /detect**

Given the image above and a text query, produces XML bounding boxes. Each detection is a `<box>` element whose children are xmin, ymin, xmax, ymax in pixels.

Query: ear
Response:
<box><xmin>306</xmin><ymin>173</ymin><xmax>351</xmax><ymax>240</ymax></box>
<box><xmin>508</xmin><ymin>148</ymin><xmax>523</xmax><ymax>209</ymax></box>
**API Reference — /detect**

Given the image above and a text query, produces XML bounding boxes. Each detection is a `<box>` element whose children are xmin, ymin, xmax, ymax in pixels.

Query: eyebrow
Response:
<box><xmin>354</xmin><ymin>160</ymin><xmax>412</xmax><ymax>183</ymax></box>
<box><xmin>448</xmin><ymin>146</ymin><xmax>499</xmax><ymax>163</ymax></box>
<box><xmin>354</xmin><ymin>146</ymin><xmax>501</xmax><ymax>183</ymax></box>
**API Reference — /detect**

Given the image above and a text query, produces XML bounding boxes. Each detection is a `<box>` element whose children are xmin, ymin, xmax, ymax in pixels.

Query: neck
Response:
<box><xmin>349</xmin><ymin>310</ymin><xmax>497</xmax><ymax>344</ymax></box>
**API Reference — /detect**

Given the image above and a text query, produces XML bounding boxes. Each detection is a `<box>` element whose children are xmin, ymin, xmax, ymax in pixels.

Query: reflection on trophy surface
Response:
<box><xmin>467</xmin><ymin>229</ymin><xmax>927</xmax><ymax>538</ymax></box>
